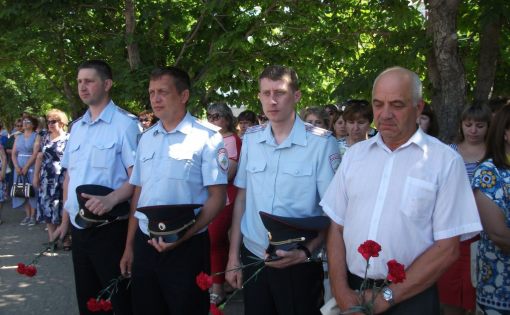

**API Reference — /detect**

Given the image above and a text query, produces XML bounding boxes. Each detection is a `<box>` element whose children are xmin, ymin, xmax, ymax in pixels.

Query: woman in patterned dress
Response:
<box><xmin>472</xmin><ymin>105</ymin><xmax>510</xmax><ymax>315</ymax></box>
<box><xmin>34</xmin><ymin>109</ymin><xmax>69</xmax><ymax>245</ymax></box>
<box><xmin>438</xmin><ymin>104</ymin><xmax>491</xmax><ymax>315</ymax></box>
<box><xmin>11</xmin><ymin>116</ymin><xmax>40</xmax><ymax>226</ymax></box>
<box><xmin>0</xmin><ymin>144</ymin><xmax>8</xmax><ymax>224</ymax></box>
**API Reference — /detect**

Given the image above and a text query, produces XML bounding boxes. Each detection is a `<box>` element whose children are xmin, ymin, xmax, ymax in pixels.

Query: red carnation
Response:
<box><xmin>386</xmin><ymin>259</ymin><xmax>406</xmax><ymax>284</ymax></box>
<box><xmin>196</xmin><ymin>272</ymin><xmax>213</xmax><ymax>291</ymax></box>
<box><xmin>99</xmin><ymin>299</ymin><xmax>112</xmax><ymax>311</ymax></box>
<box><xmin>357</xmin><ymin>240</ymin><xmax>382</xmax><ymax>261</ymax></box>
<box><xmin>24</xmin><ymin>265</ymin><xmax>37</xmax><ymax>277</ymax></box>
<box><xmin>17</xmin><ymin>263</ymin><xmax>26</xmax><ymax>275</ymax></box>
<box><xmin>210</xmin><ymin>303</ymin><xmax>224</xmax><ymax>315</ymax></box>
<box><xmin>87</xmin><ymin>298</ymin><xmax>102</xmax><ymax>312</ymax></box>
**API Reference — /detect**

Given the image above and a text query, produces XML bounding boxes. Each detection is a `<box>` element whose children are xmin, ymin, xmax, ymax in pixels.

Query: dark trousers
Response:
<box><xmin>71</xmin><ymin>220</ymin><xmax>132</xmax><ymax>315</ymax></box>
<box><xmin>241</xmin><ymin>245</ymin><xmax>324</xmax><ymax>315</ymax></box>
<box><xmin>131</xmin><ymin>228</ymin><xmax>210</xmax><ymax>315</ymax></box>
<box><xmin>348</xmin><ymin>272</ymin><xmax>440</xmax><ymax>315</ymax></box>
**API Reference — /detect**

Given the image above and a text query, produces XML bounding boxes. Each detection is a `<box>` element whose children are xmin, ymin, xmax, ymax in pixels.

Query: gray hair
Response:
<box><xmin>372</xmin><ymin>66</ymin><xmax>422</xmax><ymax>107</ymax></box>
<box><xmin>206</xmin><ymin>103</ymin><xmax>236</xmax><ymax>133</ymax></box>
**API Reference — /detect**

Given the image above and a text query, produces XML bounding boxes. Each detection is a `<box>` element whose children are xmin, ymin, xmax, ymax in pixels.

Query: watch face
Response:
<box><xmin>383</xmin><ymin>288</ymin><xmax>392</xmax><ymax>300</ymax></box>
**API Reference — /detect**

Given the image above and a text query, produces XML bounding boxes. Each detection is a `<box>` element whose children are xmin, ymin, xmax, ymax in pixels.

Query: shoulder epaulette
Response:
<box><xmin>305</xmin><ymin>124</ymin><xmax>332</xmax><ymax>138</ymax></box>
<box><xmin>68</xmin><ymin>115</ymin><xmax>84</xmax><ymax>129</ymax></box>
<box><xmin>245</xmin><ymin>124</ymin><xmax>266</xmax><ymax>134</ymax></box>
<box><xmin>116</xmin><ymin>106</ymin><xmax>138</xmax><ymax>120</ymax></box>
<box><xmin>142</xmin><ymin>123</ymin><xmax>158</xmax><ymax>135</ymax></box>
<box><xmin>195</xmin><ymin>119</ymin><xmax>221</xmax><ymax>132</ymax></box>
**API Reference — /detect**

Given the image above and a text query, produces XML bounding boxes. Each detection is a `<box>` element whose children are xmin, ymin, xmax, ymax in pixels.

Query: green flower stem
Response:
<box><xmin>30</xmin><ymin>240</ymin><xmax>58</xmax><ymax>265</ymax></box>
<box><xmin>219</xmin><ymin>263</ymin><xmax>267</xmax><ymax>310</ymax></box>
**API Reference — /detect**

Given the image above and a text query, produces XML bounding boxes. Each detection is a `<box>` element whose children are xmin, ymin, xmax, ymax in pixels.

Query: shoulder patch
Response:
<box><xmin>305</xmin><ymin>124</ymin><xmax>332</xmax><ymax>138</ymax></box>
<box><xmin>195</xmin><ymin>119</ymin><xmax>221</xmax><ymax>132</ymax></box>
<box><xmin>68</xmin><ymin>115</ymin><xmax>84</xmax><ymax>129</ymax></box>
<box><xmin>245</xmin><ymin>124</ymin><xmax>266</xmax><ymax>134</ymax></box>
<box><xmin>115</xmin><ymin>106</ymin><xmax>138</xmax><ymax>120</ymax></box>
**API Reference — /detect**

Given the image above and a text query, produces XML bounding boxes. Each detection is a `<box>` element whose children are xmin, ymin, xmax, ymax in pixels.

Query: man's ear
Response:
<box><xmin>104</xmin><ymin>79</ymin><xmax>113</xmax><ymax>93</ymax></box>
<box><xmin>180</xmin><ymin>89</ymin><xmax>190</xmax><ymax>105</ymax></box>
<box><xmin>294</xmin><ymin>90</ymin><xmax>302</xmax><ymax>103</ymax></box>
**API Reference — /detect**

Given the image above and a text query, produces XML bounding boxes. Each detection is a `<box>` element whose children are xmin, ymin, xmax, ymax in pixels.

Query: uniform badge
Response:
<box><xmin>158</xmin><ymin>222</ymin><xmax>166</xmax><ymax>231</ymax></box>
<box><xmin>217</xmin><ymin>148</ymin><xmax>229</xmax><ymax>172</ymax></box>
<box><xmin>329</xmin><ymin>153</ymin><xmax>341</xmax><ymax>172</ymax></box>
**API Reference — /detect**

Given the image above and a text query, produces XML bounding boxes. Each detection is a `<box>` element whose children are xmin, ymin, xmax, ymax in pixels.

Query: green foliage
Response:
<box><xmin>0</xmin><ymin>0</ymin><xmax>507</xmax><ymax>126</ymax></box>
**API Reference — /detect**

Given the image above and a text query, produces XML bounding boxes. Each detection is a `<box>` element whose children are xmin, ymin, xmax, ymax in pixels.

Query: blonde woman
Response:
<box><xmin>33</xmin><ymin>109</ymin><xmax>69</xmax><ymax>246</ymax></box>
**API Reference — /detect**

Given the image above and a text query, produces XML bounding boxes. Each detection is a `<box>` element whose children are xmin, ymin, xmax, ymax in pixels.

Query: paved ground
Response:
<box><xmin>0</xmin><ymin>203</ymin><xmax>244</xmax><ymax>314</ymax></box>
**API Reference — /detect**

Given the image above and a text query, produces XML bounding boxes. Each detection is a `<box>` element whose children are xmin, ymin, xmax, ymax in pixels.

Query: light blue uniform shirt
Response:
<box><xmin>62</xmin><ymin>101</ymin><xmax>141</xmax><ymax>229</ymax></box>
<box><xmin>234</xmin><ymin>115</ymin><xmax>340</xmax><ymax>258</ymax></box>
<box><xmin>130</xmin><ymin>113</ymin><xmax>228</xmax><ymax>236</ymax></box>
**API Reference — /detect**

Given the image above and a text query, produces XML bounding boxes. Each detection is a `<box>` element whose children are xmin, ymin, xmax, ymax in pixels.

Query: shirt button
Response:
<box><xmin>294</xmin><ymin>170</ymin><xmax>299</xmax><ymax>175</ymax></box>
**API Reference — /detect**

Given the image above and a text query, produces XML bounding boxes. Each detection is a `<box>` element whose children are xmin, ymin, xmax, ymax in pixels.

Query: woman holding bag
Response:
<box><xmin>12</xmin><ymin>115</ymin><xmax>40</xmax><ymax>226</ymax></box>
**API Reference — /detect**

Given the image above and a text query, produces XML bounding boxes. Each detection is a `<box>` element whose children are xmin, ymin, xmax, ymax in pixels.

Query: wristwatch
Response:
<box><xmin>382</xmin><ymin>287</ymin><xmax>395</xmax><ymax>306</ymax></box>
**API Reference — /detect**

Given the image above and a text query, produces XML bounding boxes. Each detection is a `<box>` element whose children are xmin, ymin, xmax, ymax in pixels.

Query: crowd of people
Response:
<box><xmin>0</xmin><ymin>61</ymin><xmax>508</xmax><ymax>315</ymax></box>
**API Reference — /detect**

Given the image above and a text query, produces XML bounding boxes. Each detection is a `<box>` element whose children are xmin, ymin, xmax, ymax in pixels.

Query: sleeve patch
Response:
<box><xmin>329</xmin><ymin>153</ymin><xmax>341</xmax><ymax>172</ymax></box>
<box><xmin>217</xmin><ymin>148</ymin><xmax>229</xmax><ymax>172</ymax></box>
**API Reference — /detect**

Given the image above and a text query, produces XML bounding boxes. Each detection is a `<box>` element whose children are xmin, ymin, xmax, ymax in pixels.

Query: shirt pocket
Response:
<box><xmin>246</xmin><ymin>159</ymin><xmax>267</xmax><ymax>187</ymax></box>
<box><xmin>400</xmin><ymin>177</ymin><xmax>438</xmax><ymax>220</ymax></box>
<box><xmin>166</xmin><ymin>150</ymin><xmax>194</xmax><ymax>180</ymax></box>
<box><xmin>140</xmin><ymin>151</ymin><xmax>155</xmax><ymax>184</ymax></box>
<box><xmin>91</xmin><ymin>141</ymin><xmax>116</xmax><ymax>169</ymax></box>
<box><xmin>68</xmin><ymin>143</ymin><xmax>83</xmax><ymax>170</ymax></box>
<box><xmin>279</xmin><ymin>163</ymin><xmax>313</xmax><ymax>208</ymax></box>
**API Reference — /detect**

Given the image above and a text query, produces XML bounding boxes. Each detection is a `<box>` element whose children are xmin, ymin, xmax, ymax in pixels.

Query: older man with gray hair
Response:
<box><xmin>320</xmin><ymin>67</ymin><xmax>482</xmax><ymax>314</ymax></box>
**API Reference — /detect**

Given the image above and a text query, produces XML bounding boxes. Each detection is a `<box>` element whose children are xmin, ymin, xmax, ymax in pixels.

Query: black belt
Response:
<box><xmin>348</xmin><ymin>271</ymin><xmax>386</xmax><ymax>289</ymax></box>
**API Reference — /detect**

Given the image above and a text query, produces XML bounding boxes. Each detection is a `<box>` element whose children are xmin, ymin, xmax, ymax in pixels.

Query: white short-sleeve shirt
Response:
<box><xmin>320</xmin><ymin>128</ymin><xmax>482</xmax><ymax>279</ymax></box>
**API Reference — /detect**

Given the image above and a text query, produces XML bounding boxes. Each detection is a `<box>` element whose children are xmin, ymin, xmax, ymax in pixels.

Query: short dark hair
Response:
<box><xmin>78</xmin><ymin>60</ymin><xmax>113</xmax><ymax>81</ymax></box>
<box><xmin>342</xmin><ymin>99</ymin><xmax>373</xmax><ymax>123</ymax></box>
<box><xmin>150</xmin><ymin>66</ymin><xmax>191</xmax><ymax>94</ymax></box>
<box><xmin>24</xmin><ymin>115</ymin><xmax>39</xmax><ymax>130</ymax></box>
<box><xmin>457</xmin><ymin>104</ymin><xmax>491</xmax><ymax>142</ymax></box>
<box><xmin>259</xmin><ymin>65</ymin><xmax>299</xmax><ymax>91</ymax></box>
<box><xmin>485</xmin><ymin>104</ymin><xmax>510</xmax><ymax>169</ymax></box>
<box><xmin>237</xmin><ymin>110</ymin><xmax>258</xmax><ymax>124</ymax></box>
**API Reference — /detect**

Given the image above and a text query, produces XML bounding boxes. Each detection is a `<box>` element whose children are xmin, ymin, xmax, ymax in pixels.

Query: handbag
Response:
<box><xmin>10</xmin><ymin>174</ymin><xmax>35</xmax><ymax>198</ymax></box>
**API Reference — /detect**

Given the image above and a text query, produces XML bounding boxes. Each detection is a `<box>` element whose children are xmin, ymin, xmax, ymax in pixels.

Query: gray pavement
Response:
<box><xmin>0</xmin><ymin>203</ymin><xmax>244</xmax><ymax>314</ymax></box>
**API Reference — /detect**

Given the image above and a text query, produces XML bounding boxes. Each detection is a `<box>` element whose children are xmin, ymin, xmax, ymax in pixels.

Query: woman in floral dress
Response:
<box><xmin>472</xmin><ymin>105</ymin><xmax>510</xmax><ymax>315</ymax></box>
<box><xmin>34</xmin><ymin>109</ymin><xmax>69</xmax><ymax>245</ymax></box>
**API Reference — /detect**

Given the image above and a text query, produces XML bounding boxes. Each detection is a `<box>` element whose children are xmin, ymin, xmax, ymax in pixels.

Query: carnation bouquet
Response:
<box><xmin>321</xmin><ymin>240</ymin><xmax>406</xmax><ymax>315</ymax></box>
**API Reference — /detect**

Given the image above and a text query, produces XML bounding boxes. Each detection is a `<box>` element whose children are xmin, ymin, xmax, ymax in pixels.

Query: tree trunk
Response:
<box><xmin>473</xmin><ymin>11</ymin><xmax>502</xmax><ymax>106</ymax></box>
<box><xmin>426</xmin><ymin>0</ymin><xmax>466</xmax><ymax>143</ymax></box>
<box><xmin>124</xmin><ymin>0</ymin><xmax>141</xmax><ymax>70</ymax></box>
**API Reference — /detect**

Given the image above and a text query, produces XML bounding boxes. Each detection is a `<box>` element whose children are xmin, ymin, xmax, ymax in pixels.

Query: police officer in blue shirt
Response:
<box><xmin>225</xmin><ymin>65</ymin><xmax>340</xmax><ymax>315</ymax></box>
<box><xmin>53</xmin><ymin>60</ymin><xmax>140</xmax><ymax>315</ymax></box>
<box><xmin>119</xmin><ymin>67</ymin><xmax>227</xmax><ymax>315</ymax></box>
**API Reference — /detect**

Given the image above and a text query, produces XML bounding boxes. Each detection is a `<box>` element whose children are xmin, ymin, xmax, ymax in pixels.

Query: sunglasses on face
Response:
<box><xmin>47</xmin><ymin>120</ymin><xmax>59</xmax><ymax>125</ymax></box>
<box><xmin>16</xmin><ymin>124</ymin><xmax>22</xmax><ymax>127</ymax></box>
<box><xmin>207</xmin><ymin>113</ymin><xmax>221</xmax><ymax>121</ymax></box>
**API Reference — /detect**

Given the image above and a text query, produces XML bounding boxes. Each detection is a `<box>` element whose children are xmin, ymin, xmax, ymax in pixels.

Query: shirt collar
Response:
<box><xmin>153</xmin><ymin>112</ymin><xmax>194</xmax><ymax>135</ymax></box>
<box><xmin>371</xmin><ymin>127</ymin><xmax>428</xmax><ymax>152</ymax></box>
<box><xmin>82</xmin><ymin>100</ymin><xmax>115</xmax><ymax>124</ymax></box>
<box><xmin>257</xmin><ymin>114</ymin><xmax>307</xmax><ymax>147</ymax></box>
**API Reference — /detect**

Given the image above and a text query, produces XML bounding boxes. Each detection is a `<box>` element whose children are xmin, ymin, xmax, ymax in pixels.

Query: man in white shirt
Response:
<box><xmin>320</xmin><ymin>67</ymin><xmax>482</xmax><ymax>315</ymax></box>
